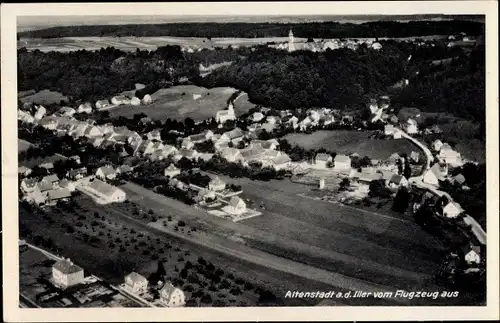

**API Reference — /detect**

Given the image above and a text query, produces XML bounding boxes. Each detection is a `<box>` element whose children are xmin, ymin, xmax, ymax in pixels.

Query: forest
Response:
<box><xmin>18</xmin><ymin>20</ymin><xmax>484</xmax><ymax>39</ymax></box>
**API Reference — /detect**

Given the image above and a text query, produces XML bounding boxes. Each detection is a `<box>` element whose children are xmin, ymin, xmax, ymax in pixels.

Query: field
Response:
<box><xmin>283</xmin><ymin>130</ymin><xmax>417</xmax><ymax>160</ymax></box>
<box><xmin>18</xmin><ymin>36</ymin><xmax>296</xmax><ymax>52</ymax></box>
<box><xmin>18</xmin><ymin>89</ymin><xmax>69</xmax><ymax>105</ymax></box>
<box><xmin>18</xmin><ymin>139</ymin><xmax>34</xmax><ymax>153</ymax></box>
<box><xmin>19</xmin><ymin>195</ymin><xmax>334</xmax><ymax>307</ymax></box>
<box><xmin>109</xmin><ymin>85</ymin><xmax>253</xmax><ymax>121</ymax></box>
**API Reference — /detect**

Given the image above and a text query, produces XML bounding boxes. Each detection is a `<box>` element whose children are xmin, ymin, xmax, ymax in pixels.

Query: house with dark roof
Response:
<box><xmin>52</xmin><ymin>258</ymin><xmax>84</xmax><ymax>289</ymax></box>
<box><xmin>387</xmin><ymin>174</ymin><xmax>408</xmax><ymax>189</ymax></box>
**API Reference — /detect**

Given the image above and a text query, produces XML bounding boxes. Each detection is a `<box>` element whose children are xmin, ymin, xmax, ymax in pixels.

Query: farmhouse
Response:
<box><xmin>314</xmin><ymin>153</ymin><xmax>332</xmax><ymax>168</ymax></box>
<box><xmin>432</xmin><ymin>140</ymin><xmax>444</xmax><ymax>152</ymax></box>
<box><xmin>220</xmin><ymin>128</ymin><xmax>245</xmax><ymax>144</ymax></box>
<box><xmin>21</xmin><ymin>178</ymin><xmax>38</xmax><ymax>193</ymax></box>
<box><xmin>95</xmin><ymin>166</ymin><xmax>118</xmax><ymax>180</ymax></box>
<box><xmin>124</xmin><ymin>272</ymin><xmax>149</xmax><ymax>294</ymax></box>
<box><xmin>270</xmin><ymin>154</ymin><xmax>292</xmax><ymax>170</ymax></box>
<box><xmin>216</xmin><ymin>102</ymin><xmax>236</xmax><ymax>124</ymax></box>
<box><xmin>208</xmin><ymin>176</ymin><xmax>226</xmax><ymax>191</ymax></box>
<box><xmin>111</xmin><ymin>95</ymin><xmax>131</xmax><ymax>106</ymax></box>
<box><xmin>47</xmin><ymin>188</ymin><xmax>72</xmax><ymax>204</ymax></box>
<box><xmin>18</xmin><ymin>110</ymin><xmax>35</xmax><ymax>123</ymax></box>
<box><xmin>247</xmin><ymin>123</ymin><xmax>262</xmax><ymax>132</ymax></box>
<box><xmin>266</xmin><ymin>116</ymin><xmax>281</xmax><ymax>125</ymax></box>
<box><xmin>261</xmin><ymin>123</ymin><xmax>276</xmax><ymax>133</ymax></box>
<box><xmin>18</xmin><ymin>166</ymin><xmax>32</xmax><ymax>177</ymax></box>
<box><xmin>160</xmin><ymin>283</ymin><xmax>186</xmax><ymax>307</ymax></box>
<box><xmin>188</xmin><ymin>130</ymin><xmax>214</xmax><ymax>143</ymax></box>
<box><xmin>285</xmin><ymin>116</ymin><xmax>299</xmax><ymax>129</ymax></box>
<box><xmin>423</xmin><ymin>163</ymin><xmax>449</xmax><ymax>186</ymax></box>
<box><xmin>34</xmin><ymin>105</ymin><xmax>47</xmax><ymax>120</ymax></box>
<box><xmin>59</xmin><ymin>179</ymin><xmax>76</xmax><ymax>192</ymax></box>
<box><xmin>137</xmin><ymin>140</ymin><xmax>156</xmax><ymax>155</ymax></box>
<box><xmin>83</xmin><ymin>125</ymin><xmax>103</xmax><ymax>138</ymax></box>
<box><xmin>181</xmin><ymin>138</ymin><xmax>195</xmax><ymax>150</ymax></box>
<box><xmin>141</xmin><ymin>94</ymin><xmax>153</xmax><ymax>105</ymax></box>
<box><xmin>406</xmin><ymin>118</ymin><xmax>419</xmax><ymax>134</ymax></box>
<box><xmin>169</xmin><ymin>178</ymin><xmax>187</xmax><ymax>191</ymax></box>
<box><xmin>460</xmin><ymin>244</ymin><xmax>482</xmax><ymax>265</ymax></box>
<box><xmin>58</xmin><ymin>107</ymin><xmax>76</xmax><ymax>117</ymax></box>
<box><xmin>163</xmin><ymin>145</ymin><xmax>179</xmax><ymax>157</ymax></box>
<box><xmin>86</xmin><ymin>179</ymin><xmax>126</xmax><ymax>204</ymax></box>
<box><xmin>178</xmin><ymin>149</ymin><xmax>200</xmax><ymax>160</ymax></box>
<box><xmin>387</xmin><ymin>174</ymin><xmax>408</xmax><ymax>189</ymax></box>
<box><xmin>38</xmin><ymin>117</ymin><xmax>59</xmax><ymax>130</ymax></box>
<box><xmin>439</xmin><ymin>144</ymin><xmax>463</xmax><ymax>167</ymax></box>
<box><xmin>442</xmin><ymin>201</ymin><xmax>464</xmax><ymax>218</ymax></box>
<box><xmin>334</xmin><ymin>155</ymin><xmax>351</xmax><ymax>170</ymax></box>
<box><xmin>52</xmin><ymin>258</ymin><xmax>84</xmax><ymax>289</ymax></box>
<box><xmin>147</xmin><ymin>130</ymin><xmax>162</xmax><ymax>141</ymax></box>
<box><xmin>222</xmin><ymin>196</ymin><xmax>247</xmax><ymax>215</ymax></box>
<box><xmin>196</xmin><ymin>188</ymin><xmax>216</xmax><ymax>202</ymax></box>
<box><xmin>219</xmin><ymin>147</ymin><xmax>244</xmax><ymax>163</ymax></box>
<box><xmin>130</xmin><ymin>97</ymin><xmax>141</xmax><ymax>106</ymax></box>
<box><xmin>95</xmin><ymin>99</ymin><xmax>112</xmax><ymax>110</ymax></box>
<box><xmin>410</xmin><ymin>151</ymin><xmax>420</xmax><ymax>163</ymax></box>
<box><xmin>164</xmin><ymin>164</ymin><xmax>181</xmax><ymax>178</ymax></box>
<box><xmin>41</xmin><ymin>174</ymin><xmax>60</xmax><ymax>188</ymax></box>
<box><xmin>251</xmin><ymin>112</ymin><xmax>265</xmax><ymax>122</ymax></box>
<box><xmin>77</xmin><ymin>102</ymin><xmax>93</xmax><ymax>114</ymax></box>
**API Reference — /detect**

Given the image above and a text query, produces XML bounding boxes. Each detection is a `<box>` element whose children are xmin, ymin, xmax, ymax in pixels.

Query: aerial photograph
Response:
<box><xmin>16</xmin><ymin>13</ymin><xmax>487</xmax><ymax>308</ymax></box>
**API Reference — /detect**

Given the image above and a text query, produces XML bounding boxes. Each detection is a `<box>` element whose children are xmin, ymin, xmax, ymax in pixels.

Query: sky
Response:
<box><xmin>17</xmin><ymin>14</ymin><xmax>485</xmax><ymax>32</ymax></box>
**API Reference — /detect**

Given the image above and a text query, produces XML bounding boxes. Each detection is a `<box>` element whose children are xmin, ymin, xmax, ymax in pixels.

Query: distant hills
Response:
<box><xmin>18</xmin><ymin>19</ymin><xmax>484</xmax><ymax>39</ymax></box>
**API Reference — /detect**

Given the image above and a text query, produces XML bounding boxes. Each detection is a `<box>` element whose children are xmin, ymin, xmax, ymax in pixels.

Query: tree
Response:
<box><xmin>339</xmin><ymin>178</ymin><xmax>350</xmax><ymax>191</ymax></box>
<box><xmin>392</xmin><ymin>187</ymin><xmax>410</xmax><ymax>213</ymax></box>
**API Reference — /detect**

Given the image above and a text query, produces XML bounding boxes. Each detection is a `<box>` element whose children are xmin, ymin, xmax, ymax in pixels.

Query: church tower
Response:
<box><xmin>288</xmin><ymin>29</ymin><xmax>295</xmax><ymax>52</ymax></box>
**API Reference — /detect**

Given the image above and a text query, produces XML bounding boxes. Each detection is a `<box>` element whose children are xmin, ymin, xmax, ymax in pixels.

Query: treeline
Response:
<box><xmin>18</xmin><ymin>45</ymin><xmax>244</xmax><ymax>103</ymax></box>
<box><xmin>198</xmin><ymin>42</ymin><xmax>409</xmax><ymax>111</ymax></box>
<box><xmin>392</xmin><ymin>45</ymin><xmax>486</xmax><ymax>123</ymax></box>
<box><xmin>18</xmin><ymin>20</ymin><xmax>484</xmax><ymax>39</ymax></box>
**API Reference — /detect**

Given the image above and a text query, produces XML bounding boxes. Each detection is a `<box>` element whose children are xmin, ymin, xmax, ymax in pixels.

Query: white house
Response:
<box><xmin>124</xmin><ymin>272</ymin><xmax>148</xmax><ymax>294</ymax></box>
<box><xmin>58</xmin><ymin>107</ymin><xmax>76</xmax><ymax>117</ymax></box>
<box><xmin>52</xmin><ymin>258</ymin><xmax>84</xmax><ymax>289</ymax></box>
<box><xmin>392</xmin><ymin>130</ymin><xmax>402</xmax><ymax>139</ymax></box>
<box><xmin>406</xmin><ymin>118</ymin><xmax>419</xmax><ymax>134</ymax></box>
<box><xmin>462</xmin><ymin>245</ymin><xmax>481</xmax><ymax>265</ymax></box>
<box><xmin>34</xmin><ymin>105</ymin><xmax>47</xmax><ymax>120</ymax></box>
<box><xmin>18</xmin><ymin>166</ymin><xmax>32</xmax><ymax>177</ymax></box>
<box><xmin>85</xmin><ymin>179</ymin><xmax>126</xmax><ymax>204</ymax></box>
<box><xmin>266</xmin><ymin>116</ymin><xmax>280</xmax><ymax>125</ymax></box>
<box><xmin>222</xmin><ymin>196</ymin><xmax>247</xmax><ymax>215</ymax></box>
<box><xmin>181</xmin><ymin>138</ymin><xmax>195</xmax><ymax>150</ymax></box>
<box><xmin>432</xmin><ymin>140</ymin><xmax>444</xmax><ymax>152</ymax></box>
<box><xmin>83</xmin><ymin>125</ymin><xmax>103</xmax><ymax>138</ymax></box>
<box><xmin>251</xmin><ymin>112</ymin><xmax>265</xmax><ymax>122</ymax></box>
<box><xmin>220</xmin><ymin>147</ymin><xmax>243</xmax><ymax>163</ymax></box>
<box><xmin>286</xmin><ymin>116</ymin><xmax>299</xmax><ymax>129</ymax></box>
<box><xmin>147</xmin><ymin>130</ymin><xmax>162</xmax><ymax>141</ymax></box>
<box><xmin>188</xmin><ymin>130</ymin><xmax>214</xmax><ymax>143</ymax></box>
<box><xmin>111</xmin><ymin>96</ymin><xmax>131</xmax><ymax>106</ymax></box>
<box><xmin>95</xmin><ymin>99</ymin><xmax>112</xmax><ymax>110</ymax></box>
<box><xmin>334</xmin><ymin>155</ymin><xmax>351</xmax><ymax>170</ymax></box>
<box><xmin>439</xmin><ymin>144</ymin><xmax>463</xmax><ymax>167</ymax></box>
<box><xmin>371</xmin><ymin>42</ymin><xmax>383</xmax><ymax>50</ymax></box>
<box><xmin>38</xmin><ymin>117</ymin><xmax>59</xmax><ymax>130</ymax></box>
<box><xmin>216</xmin><ymin>102</ymin><xmax>236</xmax><ymax>124</ymax></box>
<box><xmin>314</xmin><ymin>153</ymin><xmax>332</xmax><ymax>168</ymax></box>
<box><xmin>442</xmin><ymin>201</ymin><xmax>464</xmax><ymax>218</ymax></box>
<box><xmin>164</xmin><ymin>164</ymin><xmax>181</xmax><ymax>178</ymax></box>
<box><xmin>141</xmin><ymin>94</ymin><xmax>153</xmax><ymax>105</ymax></box>
<box><xmin>18</xmin><ymin>110</ymin><xmax>35</xmax><ymax>124</ymax></box>
<box><xmin>160</xmin><ymin>283</ymin><xmax>185</xmax><ymax>307</ymax></box>
<box><xmin>21</xmin><ymin>178</ymin><xmax>38</xmax><ymax>193</ymax></box>
<box><xmin>208</xmin><ymin>176</ymin><xmax>226</xmax><ymax>191</ymax></box>
<box><xmin>130</xmin><ymin>97</ymin><xmax>141</xmax><ymax>106</ymax></box>
<box><xmin>270</xmin><ymin>154</ymin><xmax>291</xmax><ymax>170</ymax></box>
<box><xmin>95</xmin><ymin>166</ymin><xmax>117</xmax><ymax>180</ymax></box>
<box><xmin>423</xmin><ymin>163</ymin><xmax>449</xmax><ymax>186</ymax></box>
<box><xmin>77</xmin><ymin>102</ymin><xmax>93</xmax><ymax>114</ymax></box>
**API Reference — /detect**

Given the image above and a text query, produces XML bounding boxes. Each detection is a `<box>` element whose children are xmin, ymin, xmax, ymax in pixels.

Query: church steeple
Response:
<box><xmin>288</xmin><ymin>29</ymin><xmax>295</xmax><ymax>52</ymax></box>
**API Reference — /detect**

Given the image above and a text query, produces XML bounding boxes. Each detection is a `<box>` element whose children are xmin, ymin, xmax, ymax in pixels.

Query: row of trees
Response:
<box><xmin>19</xmin><ymin>20</ymin><xmax>484</xmax><ymax>39</ymax></box>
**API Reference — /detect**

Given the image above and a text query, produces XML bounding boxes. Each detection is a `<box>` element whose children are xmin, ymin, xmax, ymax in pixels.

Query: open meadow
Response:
<box><xmin>284</xmin><ymin>130</ymin><xmax>417</xmax><ymax>160</ymax></box>
<box><xmin>109</xmin><ymin>85</ymin><xmax>253</xmax><ymax>121</ymax></box>
<box><xmin>18</xmin><ymin>89</ymin><xmax>69</xmax><ymax>106</ymax></box>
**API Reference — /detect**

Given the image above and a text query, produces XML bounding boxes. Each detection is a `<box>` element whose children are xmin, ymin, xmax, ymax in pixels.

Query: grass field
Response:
<box><xmin>18</xmin><ymin>36</ymin><xmax>296</xmax><ymax>52</ymax></box>
<box><xmin>284</xmin><ymin>130</ymin><xmax>417</xmax><ymax>160</ymax></box>
<box><xmin>18</xmin><ymin>89</ymin><xmax>69</xmax><ymax>105</ymax></box>
<box><xmin>109</xmin><ymin>85</ymin><xmax>253</xmax><ymax>121</ymax></box>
